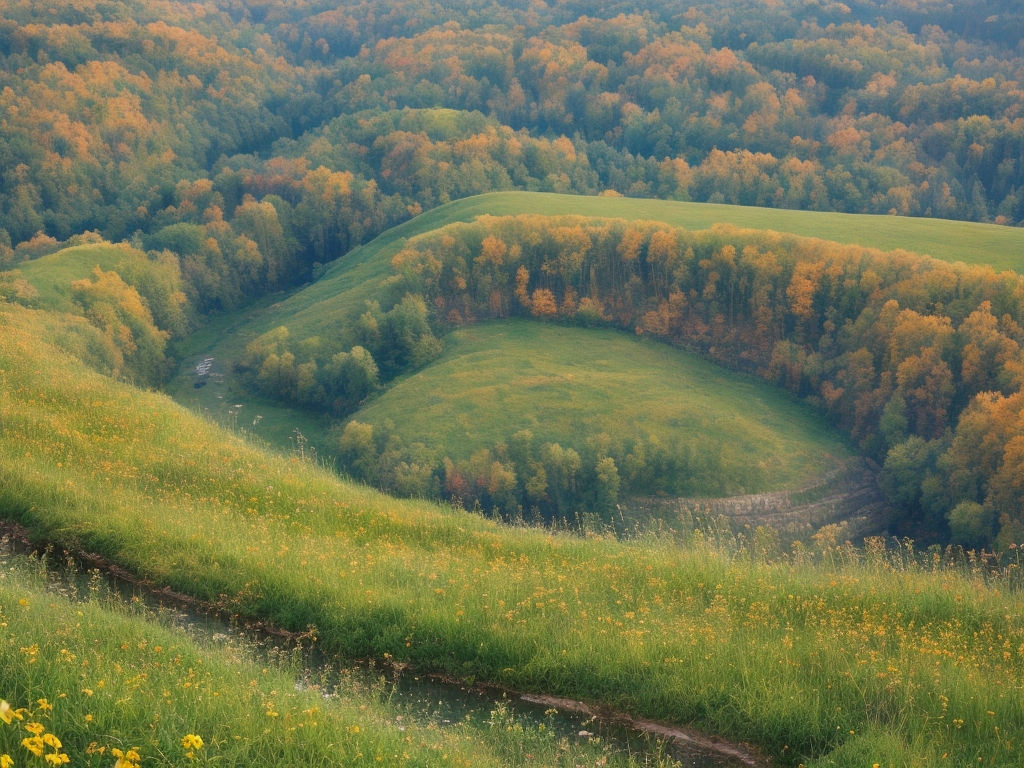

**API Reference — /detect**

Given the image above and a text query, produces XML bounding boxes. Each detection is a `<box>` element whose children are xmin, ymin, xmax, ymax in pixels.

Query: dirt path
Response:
<box><xmin>519</xmin><ymin>693</ymin><xmax>766</xmax><ymax>766</ymax></box>
<box><xmin>624</xmin><ymin>458</ymin><xmax>889</xmax><ymax>541</ymax></box>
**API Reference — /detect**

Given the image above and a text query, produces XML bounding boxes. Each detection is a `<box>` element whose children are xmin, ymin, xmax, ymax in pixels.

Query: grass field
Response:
<box><xmin>13</xmin><ymin>243</ymin><xmax>145</xmax><ymax>313</ymax></box>
<box><xmin>0</xmin><ymin>551</ymin><xmax>655</xmax><ymax>768</ymax></box>
<box><xmin>164</xmin><ymin>191</ymin><xmax>1024</xmax><ymax>466</ymax></box>
<box><xmin>353</xmin><ymin>321</ymin><xmax>850</xmax><ymax>495</ymax></box>
<box><xmin>4</xmin><ymin>301</ymin><xmax>1024</xmax><ymax>766</ymax></box>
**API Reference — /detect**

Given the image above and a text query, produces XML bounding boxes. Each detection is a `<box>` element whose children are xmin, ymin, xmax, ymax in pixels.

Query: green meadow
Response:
<box><xmin>3</xmin><ymin>301</ymin><xmax>1024</xmax><ymax>766</ymax></box>
<box><xmin>166</xmin><ymin>190</ymin><xmax>1021</xmax><ymax>472</ymax></box>
<box><xmin>14</xmin><ymin>243</ymin><xmax>149</xmax><ymax>313</ymax></box>
<box><xmin>0</xmin><ymin>551</ymin><xmax>663</xmax><ymax>768</ymax></box>
<box><xmin>353</xmin><ymin>321</ymin><xmax>850</xmax><ymax>494</ymax></box>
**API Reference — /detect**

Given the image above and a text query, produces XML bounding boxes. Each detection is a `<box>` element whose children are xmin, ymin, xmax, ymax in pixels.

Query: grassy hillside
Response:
<box><xmin>3</xmin><ymin>300</ymin><xmax>1024</xmax><ymax>766</ymax></box>
<box><xmin>0</xmin><ymin>553</ymin><xmax>647</xmax><ymax>768</ymax></box>
<box><xmin>14</xmin><ymin>242</ymin><xmax>150</xmax><ymax>312</ymax></box>
<box><xmin>169</xmin><ymin>190</ymin><xmax>1017</xmax><ymax>471</ymax></box>
<box><xmin>353</xmin><ymin>321</ymin><xmax>850</xmax><ymax>495</ymax></box>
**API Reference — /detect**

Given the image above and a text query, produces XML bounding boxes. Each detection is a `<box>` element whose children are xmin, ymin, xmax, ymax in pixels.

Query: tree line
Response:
<box><xmin>305</xmin><ymin>214</ymin><xmax>1024</xmax><ymax>549</ymax></box>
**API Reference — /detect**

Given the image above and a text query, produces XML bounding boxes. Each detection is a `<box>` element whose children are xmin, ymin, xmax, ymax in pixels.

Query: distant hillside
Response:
<box><xmin>167</xmin><ymin>189</ymin><xmax>1024</xmax><ymax>445</ymax></box>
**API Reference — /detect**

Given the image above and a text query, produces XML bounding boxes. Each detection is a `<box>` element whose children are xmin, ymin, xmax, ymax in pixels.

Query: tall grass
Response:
<box><xmin>0</xmin><ymin>545</ymin><xmax>678</xmax><ymax>767</ymax></box>
<box><xmin>3</xmin><ymin>303</ymin><xmax>1024</xmax><ymax>766</ymax></box>
<box><xmin>0</xmin><ymin>548</ymin><xmax>495</xmax><ymax>767</ymax></box>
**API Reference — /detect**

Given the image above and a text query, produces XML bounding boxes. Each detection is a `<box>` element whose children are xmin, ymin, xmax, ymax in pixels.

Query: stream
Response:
<box><xmin>1</xmin><ymin>532</ymin><xmax>759</xmax><ymax>767</ymax></box>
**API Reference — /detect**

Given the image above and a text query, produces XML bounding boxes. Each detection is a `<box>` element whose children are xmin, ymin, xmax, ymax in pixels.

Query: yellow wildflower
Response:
<box><xmin>43</xmin><ymin>755</ymin><xmax>68</xmax><ymax>766</ymax></box>
<box><xmin>35</xmin><ymin>700</ymin><xmax>52</xmax><ymax>713</ymax></box>
<box><xmin>1</xmin><ymin>754</ymin><xmax>12</xmax><ymax>768</ymax></box>
<box><xmin>181</xmin><ymin>734</ymin><xmax>204</xmax><ymax>750</ymax></box>
<box><xmin>0</xmin><ymin>701</ymin><xmax>24</xmax><ymax>725</ymax></box>
<box><xmin>23</xmin><ymin>723</ymin><xmax>44</xmax><ymax>736</ymax></box>
<box><xmin>111</xmin><ymin>747</ymin><xmax>142</xmax><ymax>768</ymax></box>
<box><xmin>41</xmin><ymin>735</ymin><xmax>61</xmax><ymax>750</ymax></box>
<box><xmin>21</xmin><ymin>736</ymin><xmax>44</xmax><ymax>757</ymax></box>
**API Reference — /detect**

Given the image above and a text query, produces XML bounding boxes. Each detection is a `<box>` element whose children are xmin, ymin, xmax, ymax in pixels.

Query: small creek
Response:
<box><xmin>1</xmin><ymin>532</ymin><xmax>759</xmax><ymax>767</ymax></box>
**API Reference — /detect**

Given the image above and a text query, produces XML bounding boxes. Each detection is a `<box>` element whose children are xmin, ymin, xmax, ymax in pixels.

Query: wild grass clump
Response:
<box><xmin>3</xmin><ymin>302</ymin><xmax>1024</xmax><ymax>766</ymax></box>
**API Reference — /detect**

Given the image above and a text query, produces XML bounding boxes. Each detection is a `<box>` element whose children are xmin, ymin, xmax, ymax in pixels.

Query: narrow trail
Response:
<box><xmin>625</xmin><ymin>458</ymin><xmax>888</xmax><ymax>541</ymax></box>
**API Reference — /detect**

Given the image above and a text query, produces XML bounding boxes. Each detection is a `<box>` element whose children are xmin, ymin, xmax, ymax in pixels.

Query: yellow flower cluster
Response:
<box><xmin>181</xmin><ymin>734</ymin><xmax>204</xmax><ymax>750</ymax></box>
<box><xmin>0</xmin><ymin>702</ymin><xmax>70</xmax><ymax>767</ymax></box>
<box><xmin>0</xmin><ymin>697</ymin><xmax>174</xmax><ymax>767</ymax></box>
<box><xmin>111</xmin><ymin>747</ymin><xmax>142</xmax><ymax>768</ymax></box>
<box><xmin>181</xmin><ymin>733</ymin><xmax>204</xmax><ymax>760</ymax></box>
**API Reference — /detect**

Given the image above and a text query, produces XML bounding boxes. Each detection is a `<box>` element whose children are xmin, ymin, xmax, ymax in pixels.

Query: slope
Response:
<box><xmin>352</xmin><ymin>320</ymin><xmax>850</xmax><ymax>496</ymax></box>
<box><xmin>1</xmin><ymin>300</ymin><xmax>1023</xmax><ymax>766</ymax></box>
<box><xmin>166</xmin><ymin>191</ymin><xmax>1024</xmax><ymax>465</ymax></box>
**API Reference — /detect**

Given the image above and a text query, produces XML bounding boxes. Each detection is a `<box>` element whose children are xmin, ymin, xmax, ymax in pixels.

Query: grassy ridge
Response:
<box><xmin>199</xmin><ymin>191</ymin><xmax>1024</xmax><ymax>346</ymax></box>
<box><xmin>355</xmin><ymin>321</ymin><xmax>850</xmax><ymax>494</ymax></box>
<box><xmin>13</xmin><ymin>243</ymin><xmax>146</xmax><ymax>312</ymax></box>
<box><xmin>3</xmin><ymin>302</ymin><xmax>1024</xmax><ymax>766</ymax></box>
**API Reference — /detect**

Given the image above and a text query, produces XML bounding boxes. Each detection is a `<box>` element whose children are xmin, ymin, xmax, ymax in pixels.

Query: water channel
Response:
<box><xmin>1</xmin><ymin>532</ymin><xmax>759</xmax><ymax>767</ymax></box>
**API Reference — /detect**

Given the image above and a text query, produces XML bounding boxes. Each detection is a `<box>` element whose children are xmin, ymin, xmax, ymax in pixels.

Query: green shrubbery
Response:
<box><xmin>337</xmin><ymin>420</ymin><xmax>728</xmax><ymax>524</ymax></box>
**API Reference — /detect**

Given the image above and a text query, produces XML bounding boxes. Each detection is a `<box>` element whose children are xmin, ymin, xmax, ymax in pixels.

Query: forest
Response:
<box><xmin>3</xmin><ymin>0</ymin><xmax>1024</xmax><ymax>283</ymax></box>
<box><xmin>3</xmin><ymin>0</ymin><xmax>1024</xmax><ymax>543</ymax></box>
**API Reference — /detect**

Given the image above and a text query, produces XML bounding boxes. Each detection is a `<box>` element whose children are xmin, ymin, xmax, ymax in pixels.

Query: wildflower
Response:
<box><xmin>35</xmin><ymin>700</ymin><xmax>52</xmax><ymax>713</ymax></box>
<box><xmin>1</xmin><ymin>755</ymin><xmax>12</xmax><ymax>768</ymax></box>
<box><xmin>24</xmin><ymin>723</ymin><xmax>44</xmax><ymax>736</ymax></box>
<box><xmin>111</xmin><ymin>747</ymin><xmax>142</xmax><ymax>768</ymax></box>
<box><xmin>43</xmin><ymin>755</ymin><xmax>69</xmax><ymax>766</ymax></box>
<box><xmin>181</xmin><ymin>734</ymin><xmax>204</xmax><ymax>750</ymax></box>
<box><xmin>41</xmin><ymin>735</ymin><xmax>61</xmax><ymax>750</ymax></box>
<box><xmin>21</xmin><ymin>736</ymin><xmax>44</xmax><ymax>757</ymax></box>
<box><xmin>1</xmin><ymin>701</ymin><xmax>25</xmax><ymax>725</ymax></box>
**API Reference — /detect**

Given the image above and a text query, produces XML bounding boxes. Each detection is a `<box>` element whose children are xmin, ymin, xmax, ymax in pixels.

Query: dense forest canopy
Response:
<box><xmin>4</xmin><ymin>0</ymin><xmax>1024</xmax><ymax>544</ymax></box>
<box><xmin>3</xmin><ymin>0</ymin><xmax>1024</xmax><ymax>281</ymax></box>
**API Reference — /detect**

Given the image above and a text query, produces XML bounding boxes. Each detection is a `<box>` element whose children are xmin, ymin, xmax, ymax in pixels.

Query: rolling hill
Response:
<box><xmin>164</xmin><ymin>191</ymin><xmax>1022</xmax><ymax>490</ymax></box>
<box><xmin>352</xmin><ymin>320</ymin><xmax>850</xmax><ymax>497</ymax></box>
<box><xmin>1</xmin><ymin>299</ymin><xmax>1022</xmax><ymax>767</ymax></box>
